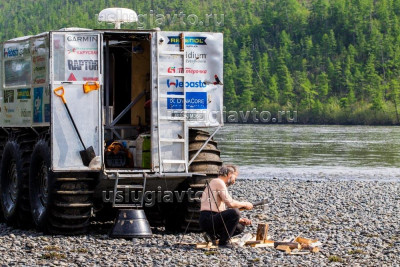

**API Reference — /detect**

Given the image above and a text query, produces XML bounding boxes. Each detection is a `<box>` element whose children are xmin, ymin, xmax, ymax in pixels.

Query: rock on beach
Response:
<box><xmin>0</xmin><ymin>179</ymin><xmax>399</xmax><ymax>266</ymax></box>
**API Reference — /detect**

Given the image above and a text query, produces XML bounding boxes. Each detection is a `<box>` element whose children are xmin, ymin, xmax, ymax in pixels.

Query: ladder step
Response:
<box><xmin>113</xmin><ymin>204</ymin><xmax>143</xmax><ymax>208</ymax></box>
<box><xmin>160</xmin><ymin>94</ymin><xmax>185</xmax><ymax>99</ymax></box>
<box><xmin>117</xmin><ymin>174</ymin><xmax>145</xmax><ymax>178</ymax></box>
<box><xmin>116</xmin><ymin>185</ymin><xmax>144</xmax><ymax>189</ymax></box>
<box><xmin>160</xmin><ymin>51</ymin><xmax>185</xmax><ymax>55</ymax></box>
<box><xmin>162</xmin><ymin>160</ymin><xmax>186</xmax><ymax>164</ymax></box>
<box><xmin>160</xmin><ymin>138</ymin><xmax>185</xmax><ymax>143</ymax></box>
<box><xmin>160</xmin><ymin>116</ymin><xmax>185</xmax><ymax>121</ymax></box>
<box><xmin>159</xmin><ymin>73</ymin><xmax>185</xmax><ymax>77</ymax></box>
<box><xmin>112</xmin><ymin>172</ymin><xmax>147</xmax><ymax>208</ymax></box>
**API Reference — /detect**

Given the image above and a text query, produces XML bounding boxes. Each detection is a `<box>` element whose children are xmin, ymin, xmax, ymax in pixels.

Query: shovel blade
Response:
<box><xmin>80</xmin><ymin>146</ymin><xmax>96</xmax><ymax>166</ymax></box>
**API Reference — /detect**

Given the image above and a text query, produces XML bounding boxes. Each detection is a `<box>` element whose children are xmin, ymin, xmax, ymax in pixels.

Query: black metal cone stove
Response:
<box><xmin>110</xmin><ymin>209</ymin><xmax>152</xmax><ymax>238</ymax></box>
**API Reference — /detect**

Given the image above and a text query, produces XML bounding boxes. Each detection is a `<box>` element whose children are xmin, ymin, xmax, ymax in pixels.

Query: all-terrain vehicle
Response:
<box><xmin>0</xmin><ymin>9</ymin><xmax>223</xmax><ymax>234</ymax></box>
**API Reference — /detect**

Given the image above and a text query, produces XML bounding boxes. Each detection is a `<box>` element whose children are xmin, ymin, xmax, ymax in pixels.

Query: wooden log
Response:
<box><xmin>295</xmin><ymin>237</ymin><xmax>318</xmax><ymax>245</ymax></box>
<box><xmin>263</xmin><ymin>240</ymin><xmax>275</xmax><ymax>245</ymax></box>
<box><xmin>196</xmin><ymin>242</ymin><xmax>212</xmax><ymax>249</ymax></box>
<box><xmin>274</xmin><ymin>242</ymin><xmax>301</xmax><ymax>250</ymax></box>
<box><xmin>256</xmin><ymin>223</ymin><xmax>269</xmax><ymax>242</ymax></box>
<box><xmin>301</xmin><ymin>245</ymin><xmax>320</xmax><ymax>253</ymax></box>
<box><xmin>276</xmin><ymin>245</ymin><xmax>291</xmax><ymax>253</ymax></box>
<box><xmin>245</xmin><ymin>240</ymin><xmax>262</xmax><ymax>246</ymax></box>
<box><xmin>253</xmin><ymin>241</ymin><xmax>275</xmax><ymax>248</ymax></box>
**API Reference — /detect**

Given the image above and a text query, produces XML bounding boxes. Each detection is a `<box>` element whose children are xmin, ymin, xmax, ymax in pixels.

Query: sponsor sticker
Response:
<box><xmin>65</xmin><ymin>34</ymin><xmax>99</xmax><ymax>81</ymax></box>
<box><xmin>44</xmin><ymin>104</ymin><xmax>50</xmax><ymax>123</ymax></box>
<box><xmin>67</xmin><ymin>60</ymin><xmax>98</xmax><ymax>71</ymax></box>
<box><xmin>185</xmin><ymin>51</ymin><xmax>207</xmax><ymax>64</ymax></box>
<box><xmin>4</xmin><ymin>90</ymin><xmax>14</xmax><ymax>103</ymax></box>
<box><xmin>32</xmin><ymin>55</ymin><xmax>47</xmax><ymax>84</ymax></box>
<box><xmin>21</xmin><ymin>109</ymin><xmax>31</xmax><ymax>118</ymax></box>
<box><xmin>167</xmin><ymin>67</ymin><xmax>207</xmax><ymax>74</ymax></box>
<box><xmin>3</xmin><ymin>43</ymin><xmax>30</xmax><ymax>58</ymax></box>
<box><xmin>66</xmin><ymin>35</ymin><xmax>98</xmax><ymax>42</ymax></box>
<box><xmin>4</xmin><ymin>107</ymin><xmax>15</xmax><ymax>113</ymax></box>
<box><xmin>4</xmin><ymin>47</ymin><xmax>19</xmax><ymax>58</ymax></box>
<box><xmin>33</xmin><ymin>87</ymin><xmax>43</xmax><ymax>123</ymax></box>
<box><xmin>167</xmin><ymin>36</ymin><xmax>207</xmax><ymax>45</ymax></box>
<box><xmin>167</xmin><ymin>92</ymin><xmax>207</xmax><ymax>110</ymax></box>
<box><xmin>17</xmin><ymin>88</ymin><xmax>31</xmax><ymax>100</ymax></box>
<box><xmin>67</xmin><ymin>48</ymin><xmax>98</xmax><ymax>55</ymax></box>
<box><xmin>171</xmin><ymin>111</ymin><xmax>206</xmax><ymax>121</ymax></box>
<box><xmin>166</xmin><ymin>79</ymin><xmax>206</xmax><ymax>89</ymax></box>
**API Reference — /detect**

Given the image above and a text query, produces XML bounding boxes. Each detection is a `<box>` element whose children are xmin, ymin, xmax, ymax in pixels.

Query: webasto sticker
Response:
<box><xmin>166</xmin><ymin>79</ymin><xmax>206</xmax><ymax>88</ymax></box>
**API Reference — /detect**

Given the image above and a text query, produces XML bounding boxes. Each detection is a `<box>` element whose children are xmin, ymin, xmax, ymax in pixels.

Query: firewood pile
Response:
<box><xmin>194</xmin><ymin>223</ymin><xmax>322</xmax><ymax>254</ymax></box>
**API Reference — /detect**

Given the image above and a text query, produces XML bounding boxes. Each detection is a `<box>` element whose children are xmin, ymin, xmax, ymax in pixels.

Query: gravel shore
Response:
<box><xmin>1</xmin><ymin>179</ymin><xmax>399</xmax><ymax>266</ymax></box>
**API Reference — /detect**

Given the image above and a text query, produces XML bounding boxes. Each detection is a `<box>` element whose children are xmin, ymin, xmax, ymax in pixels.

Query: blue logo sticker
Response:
<box><xmin>44</xmin><ymin>104</ymin><xmax>50</xmax><ymax>122</ymax></box>
<box><xmin>167</xmin><ymin>92</ymin><xmax>207</xmax><ymax>110</ymax></box>
<box><xmin>33</xmin><ymin>87</ymin><xmax>43</xmax><ymax>123</ymax></box>
<box><xmin>166</xmin><ymin>79</ymin><xmax>206</xmax><ymax>88</ymax></box>
<box><xmin>17</xmin><ymin>88</ymin><xmax>31</xmax><ymax>100</ymax></box>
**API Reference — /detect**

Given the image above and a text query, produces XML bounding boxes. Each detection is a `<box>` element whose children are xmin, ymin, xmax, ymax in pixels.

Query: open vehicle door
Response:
<box><xmin>50</xmin><ymin>31</ymin><xmax>103</xmax><ymax>171</ymax></box>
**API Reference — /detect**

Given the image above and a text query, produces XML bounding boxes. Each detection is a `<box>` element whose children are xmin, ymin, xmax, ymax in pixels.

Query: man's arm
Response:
<box><xmin>214</xmin><ymin>180</ymin><xmax>253</xmax><ymax>210</ymax></box>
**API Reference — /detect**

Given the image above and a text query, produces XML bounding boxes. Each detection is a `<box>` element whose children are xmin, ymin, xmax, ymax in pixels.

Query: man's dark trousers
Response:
<box><xmin>199</xmin><ymin>208</ymin><xmax>245</xmax><ymax>245</ymax></box>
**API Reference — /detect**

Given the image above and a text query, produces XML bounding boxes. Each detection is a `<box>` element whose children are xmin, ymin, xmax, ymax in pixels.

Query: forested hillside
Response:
<box><xmin>1</xmin><ymin>0</ymin><xmax>400</xmax><ymax>124</ymax></box>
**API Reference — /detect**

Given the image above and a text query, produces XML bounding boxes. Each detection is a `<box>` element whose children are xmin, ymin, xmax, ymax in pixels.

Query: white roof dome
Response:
<box><xmin>98</xmin><ymin>8</ymin><xmax>138</xmax><ymax>29</ymax></box>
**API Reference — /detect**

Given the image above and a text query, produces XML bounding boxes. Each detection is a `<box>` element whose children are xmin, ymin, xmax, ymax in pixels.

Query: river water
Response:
<box><xmin>215</xmin><ymin>124</ymin><xmax>400</xmax><ymax>181</ymax></box>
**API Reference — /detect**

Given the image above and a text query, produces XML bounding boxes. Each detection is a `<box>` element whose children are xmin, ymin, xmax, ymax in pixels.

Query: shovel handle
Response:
<box><xmin>54</xmin><ymin>86</ymin><xmax>66</xmax><ymax>104</ymax></box>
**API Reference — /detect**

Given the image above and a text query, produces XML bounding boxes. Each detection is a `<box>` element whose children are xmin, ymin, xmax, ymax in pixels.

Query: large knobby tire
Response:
<box><xmin>0</xmin><ymin>140</ymin><xmax>33</xmax><ymax>227</ymax></box>
<box><xmin>0</xmin><ymin>134</ymin><xmax>6</xmax><ymax>222</ymax></box>
<box><xmin>29</xmin><ymin>139</ymin><xmax>95</xmax><ymax>234</ymax></box>
<box><xmin>181</xmin><ymin>129</ymin><xmax>223</xmax><ymax>232</ymax></box>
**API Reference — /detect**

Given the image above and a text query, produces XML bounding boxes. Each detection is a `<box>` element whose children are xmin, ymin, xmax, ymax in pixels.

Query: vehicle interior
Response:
<box><xmin>103</xmin><ymin>32</ymin><xmax>152</xmax><ymax>169</ymax></box>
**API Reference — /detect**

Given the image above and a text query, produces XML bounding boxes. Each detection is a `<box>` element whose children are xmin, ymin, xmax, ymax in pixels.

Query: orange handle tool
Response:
<box><xmin>54</xmin><ymin>86</ymin><xmax>66</xmax><ymax>104</ymax></box>
<box><xmin>83</xmin><ymin>81</ymin><xmax>100</xmax><ymax>94</ymax></box>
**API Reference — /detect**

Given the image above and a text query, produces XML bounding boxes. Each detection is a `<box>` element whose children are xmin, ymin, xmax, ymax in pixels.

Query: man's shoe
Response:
<box><xmin>203</xmin><ymin>233</ymin><xmax>217</xmax><ymax>245</ymax></box>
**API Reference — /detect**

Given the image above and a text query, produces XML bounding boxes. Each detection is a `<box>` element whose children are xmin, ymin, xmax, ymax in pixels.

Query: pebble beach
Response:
<box><xmin>0</xmin><ymin>178</ymin><xmax>399</xmax><ymax>266</ymax></box>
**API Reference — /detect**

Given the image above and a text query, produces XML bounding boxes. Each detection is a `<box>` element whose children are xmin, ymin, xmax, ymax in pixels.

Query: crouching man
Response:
<box><xmin>199</xmin><ymin>165</ymin><xmax>253</xmax><ymax>247</ymax></box>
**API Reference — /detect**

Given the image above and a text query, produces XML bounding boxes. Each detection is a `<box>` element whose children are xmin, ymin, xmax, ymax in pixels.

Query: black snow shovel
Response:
<box><xmin>54</xmin><ymin>86</ymin><xmax>95</xmax><ymax>166</ymax></box>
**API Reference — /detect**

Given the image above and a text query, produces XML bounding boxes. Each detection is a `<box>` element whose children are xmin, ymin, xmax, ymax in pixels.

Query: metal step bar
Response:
<box><xmin>112</xmin><ymin>172</ymin><xmax>147</xmax><ymax>208</ymax></box>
